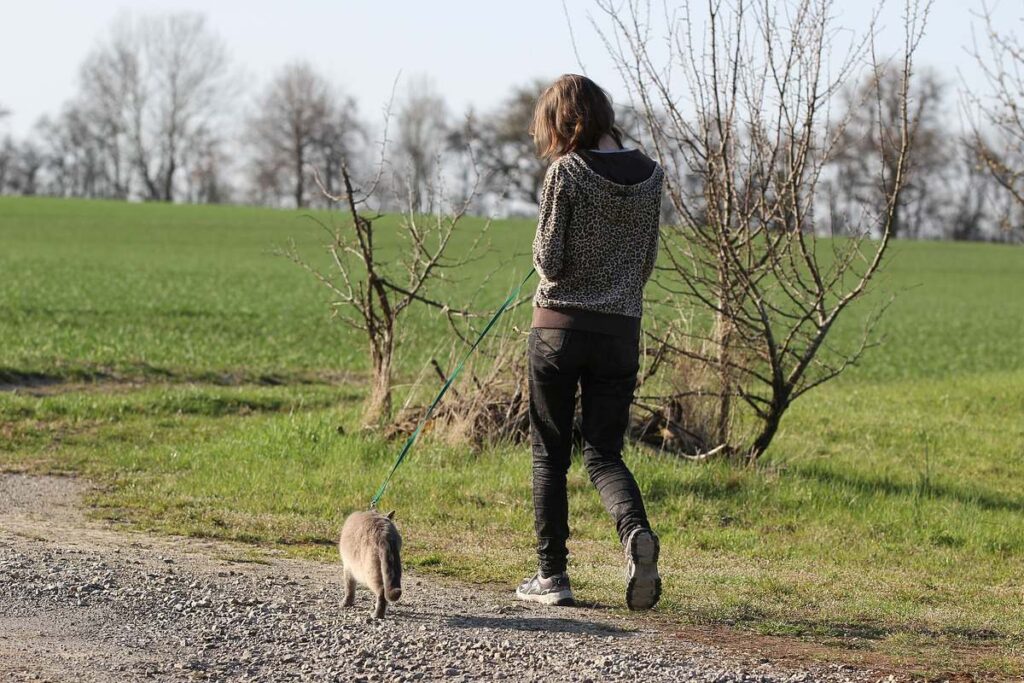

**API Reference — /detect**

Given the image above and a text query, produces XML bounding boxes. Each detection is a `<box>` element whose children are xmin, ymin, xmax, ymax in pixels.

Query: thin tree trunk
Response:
<box><xmin>163</xmin><ymin>158</ymin><xmax>176</xmax><ymax>201</ymax></box>
<box><xmin>714</xmin><ymin>264</ymin><xmax>734</xmax><ymax>446</ymax></box>
<box><xmin>747</xmin><ymin>405</ymin><xmax>783</xmax><ymax>462</ymax></box>
<box><xmin>295</xmin><ymin>147</ymin><xmax>305</xmax><ymax>209</ymax></box>
<box><xmin>363</xmin><ymin>335</ymin><xmax>394</xmax><ymax>428</ymax></box>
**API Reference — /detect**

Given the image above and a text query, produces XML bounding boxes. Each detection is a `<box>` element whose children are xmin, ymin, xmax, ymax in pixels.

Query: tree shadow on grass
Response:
<box><xmin>643</xmin><ymin>462</ymin><xmax>1023</xmax><ymax>556</ymax></box>
<box><xmin>0</xmin><ymin>364</ymin><xmax>366</xmax><ymax>391</ymax></box>
<box><xmin>0</xmin><ymin>368</ymin><xmax>108</xmax><ymax>391</ymax></box>
<box><xmin>759</xmin><ymin>617</ymin><xmax>1006</xmax><ymax>645</ymax></box>
<box><xmin>796</xmin><ymin>465</ymin><xmax>1024</xmax><ymax>514</ymax></box>
<box><xmin>643</xmin><ymin>462</ymin><xmax>1024</xmax><ymax>516</ymax></box>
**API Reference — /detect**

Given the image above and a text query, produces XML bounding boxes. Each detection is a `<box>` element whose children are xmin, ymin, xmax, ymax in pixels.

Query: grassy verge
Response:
<box><xmin>2</xmin><ymin>373</ymin><xmax>1021</xmax><ymax>677</ymax></box>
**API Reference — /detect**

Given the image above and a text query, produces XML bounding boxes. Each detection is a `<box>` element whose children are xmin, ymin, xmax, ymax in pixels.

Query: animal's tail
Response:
<box><xmin>381</xmin><ymin>535</ymin><xmax>402</xmax><ymax>603</ymax></box>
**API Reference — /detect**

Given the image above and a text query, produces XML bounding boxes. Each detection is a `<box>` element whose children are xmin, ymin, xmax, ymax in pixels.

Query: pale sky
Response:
<box><xmin>1</xmin><ymin>0</ymin><xmax>1021</xmax><ymax>137</ymax></box>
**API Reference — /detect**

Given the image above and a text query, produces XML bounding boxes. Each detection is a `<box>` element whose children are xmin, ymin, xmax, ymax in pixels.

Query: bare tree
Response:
<box><xmin>832</xmin><ymin>65</ymin><xmax>947</xmax><ymax>239</ymax></box>
<box><xmin>965</xmin><ymin>1</ymin><xmax>1024</xmax><ymax>241</ymax></box>
<box><xmin>79</xmin><ymin>12</ymin><xmax>231</xmax><ymax>202</ymax></box>
<box><xmin>313</xmin><ymin>94</ymin><xmax>365</xmax><ymax>205</ymax></box>
<box><xmin>0</xmin><ymin>138</ymin><xmax>14</xmax><ymax>194</ymax></box>
<box><xmin>181</xmin><ymin>127</ymin><xmax>232</xmax><ymax>204</ymax></box>
<box><xmin>8</xmin><ymin>140</ymin><xmax>43</xmax><ymax>196</ymax></box>
<box><xmin>945</xmin><ymin>134</ymin><xmax>1006</xmax><ymax>241</ymax></box>
<box><xmin>394</xmin><ymin>76</ymin><xmax>448</xmax><ymax>214</ymax></box>
<box><xmin>461</xmin><ymin>79</ymin><xmax>551</xmax><ymax>207</ymax></box>
<box><xmin>0</xmin><ymin>105</ymin><xmax>13</xmax><ymax>193</ymax></box>
<box><xmin>34</xmin><ymin>114</ymin><xmax>78</xmax><ymax>197</ymax></box>
<box><xmin>594</xmin><ymin>0</ymin><xmax>931</xmax><ymax>461</ymax></box>
<box><xmin>246</xmin><ymin>63</ymin><xmax>364</xmax><ymax>208</ymax></box>
<box><xmin>282</xmin><ymin>121</ymin><xmax>489</xmax><ymax>427</ymax></box>
<box><xmin>446</xmin><ymin>83</ymin><xmax>652</xmax><ymax>213</ymax></box>
<box><xmin>248</xmin><ymin>63</ymin><xmax>330</xmax><ymax>208</ymax></box>
<box><xmin>444</xmin><ymin>109</ymin><xmax>486</xmax><ymax>209</ymax></box>
<box><xmin>34</xmin><ymin>105</ymin><xmax>110</xmax><ymax>198</ymax></box>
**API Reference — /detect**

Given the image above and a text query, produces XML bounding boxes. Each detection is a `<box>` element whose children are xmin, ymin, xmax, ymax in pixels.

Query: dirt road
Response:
<box><xmin>0</xmin><ymin>473</ymin><xmax>890</xmax><ymax>682</ymax></box>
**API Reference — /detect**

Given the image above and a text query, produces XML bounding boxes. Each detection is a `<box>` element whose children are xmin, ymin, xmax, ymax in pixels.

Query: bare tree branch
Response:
<box><xmin>593</xmin><ymin>0</ymin><xmax>932</xmax><ymax>460</ymax></box>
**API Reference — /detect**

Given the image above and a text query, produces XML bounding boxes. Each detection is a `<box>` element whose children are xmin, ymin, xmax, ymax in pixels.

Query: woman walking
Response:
<box><xmin>515</xmin><ymin>74</ymin><xmax>663</xmax><ymax>610</ymax></box>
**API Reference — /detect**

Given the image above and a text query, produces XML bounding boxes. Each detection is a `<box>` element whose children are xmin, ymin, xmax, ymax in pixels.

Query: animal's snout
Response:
<box><xmin>387</xmin><ymin>587</ymin><xmax>402</xmax><ymax>602</ymax></box>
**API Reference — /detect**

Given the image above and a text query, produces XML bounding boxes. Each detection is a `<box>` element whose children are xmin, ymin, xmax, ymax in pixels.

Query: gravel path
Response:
<box><xmin>0</xmin><ymin>474</ymin><xmax>894</xmax><ymax>682</ymax></box>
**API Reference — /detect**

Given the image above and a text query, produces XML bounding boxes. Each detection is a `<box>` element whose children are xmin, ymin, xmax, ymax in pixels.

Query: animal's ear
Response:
<box><xmin>385</xmin><ymin>510</ymin><xmax>396</xmax><ymax>520</ymax></box>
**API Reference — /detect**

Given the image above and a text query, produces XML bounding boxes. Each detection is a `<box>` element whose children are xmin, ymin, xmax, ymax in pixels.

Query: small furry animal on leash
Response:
<box><xmin>339</xmin><ymin>509</ymin><xmax>403</xmax><ymax>618</ymax></box>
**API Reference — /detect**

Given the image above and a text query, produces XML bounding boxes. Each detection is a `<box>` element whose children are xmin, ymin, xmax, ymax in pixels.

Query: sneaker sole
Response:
<box><xmin>515</xmin><ymin>588</ymin><xmax>576</xmax><ymax>607</ymax></box>
<box><xmin>625</xmin><ymin>529</ymin><xmax>661</xmax><ymax>611</ymax></box>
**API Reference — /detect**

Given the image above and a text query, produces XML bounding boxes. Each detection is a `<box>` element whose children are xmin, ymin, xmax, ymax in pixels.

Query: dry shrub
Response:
<box><xmin>389</xmin><ymin>313</ymin><xmax>762</xmax><ymax>460</ymax></box>
<box><xmin>387</xmin><ymin>323</ymin><xmax>530</xmax><ymax>449</ymax></box>
<box><xmin>433</xmin><ymin>334</ymin><xmax>529</xmax><ymax>447</ymax></box>
<box><xmin>391</xmin><ymin>318</ymin><xmax>749</xmax><ymax>459</ymax></box>
<box><xmin>629</xmin><ymin>319</ymin><xmax>759</xmax><ymax>460</ymax></box>
<box><xmin>631</xmin><ymin>354</ymin><xmax>720</xmax><ymax>457</ymax></box>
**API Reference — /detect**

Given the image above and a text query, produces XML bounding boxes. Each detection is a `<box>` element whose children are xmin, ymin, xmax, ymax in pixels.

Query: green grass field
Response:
<box><xmin>2</xmin><ymin>196</ymin><xmax>1022</xmax><ymax>677</ymax></box>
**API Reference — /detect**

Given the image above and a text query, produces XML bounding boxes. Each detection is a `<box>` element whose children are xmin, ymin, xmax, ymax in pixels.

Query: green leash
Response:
<box><xmin>369</xmin><ymin>268</ymin><xmax>536</xmax><ymax>508</ymax></box>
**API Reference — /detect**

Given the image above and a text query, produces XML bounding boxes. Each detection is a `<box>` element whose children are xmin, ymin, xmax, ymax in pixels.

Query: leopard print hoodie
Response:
<box><xmin>532</xmin><ymin>151</ymin><xmax>664</xmax><ymax>318</ymax></box>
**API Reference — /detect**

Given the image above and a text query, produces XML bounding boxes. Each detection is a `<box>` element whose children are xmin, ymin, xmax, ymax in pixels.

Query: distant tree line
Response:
<box><xmin>0</xmin><ymin>9</ymin><xmax>1021</xmax><ymax>242</ymax></box>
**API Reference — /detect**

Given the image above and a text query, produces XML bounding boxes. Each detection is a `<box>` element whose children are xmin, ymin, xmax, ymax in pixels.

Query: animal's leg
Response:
<box><xmin>342</xmin><ymin>566</ymin><xmax>356</xmax><ymax>607</ymax></box>
<box><xmin>373</xmin><ymin>591</ymin><xmax>387</xmax><ymax>619</ymax></box>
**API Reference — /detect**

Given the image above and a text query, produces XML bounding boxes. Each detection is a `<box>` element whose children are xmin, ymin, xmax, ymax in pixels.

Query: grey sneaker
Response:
<box><xmin>625</xmin><ymin>528</ymin><xmax>661</xmax><ymax>610</ymax></box>
<box><xmin>515</xmin><ymin>572</ymin><xmax>575</xmax><ymax>606</ymax></box>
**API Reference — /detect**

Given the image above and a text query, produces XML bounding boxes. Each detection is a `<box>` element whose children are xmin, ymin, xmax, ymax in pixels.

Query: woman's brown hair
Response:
<box><xmin>530</xmin><ymin>74</ymin><xmax>623</xmax><ymax>161</ymax></box>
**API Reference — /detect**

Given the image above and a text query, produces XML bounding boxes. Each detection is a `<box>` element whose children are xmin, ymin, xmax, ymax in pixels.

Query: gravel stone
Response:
<box><xmin>0</xmin><ymin>473</ymin><xmax>894</xmax><ymax>682</ymax></box>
